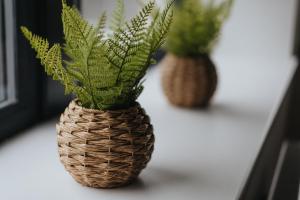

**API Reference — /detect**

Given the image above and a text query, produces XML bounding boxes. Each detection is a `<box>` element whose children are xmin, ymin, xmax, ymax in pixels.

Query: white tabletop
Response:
<box><xmin>0</xmin><ymin>0</ymin><xmax>298</xmax><ymax>199</ymax></box>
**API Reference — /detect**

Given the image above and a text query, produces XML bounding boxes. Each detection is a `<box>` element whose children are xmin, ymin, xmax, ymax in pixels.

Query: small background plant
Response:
<box><xmin>21</xmin><ymin>0</ymin><xmax>173</xmax><ymax>110</ymax></box>
<box><xmin>165</xmin><ymin>0</ymin><xmax>233</xmax><ymax>57</ymax></box>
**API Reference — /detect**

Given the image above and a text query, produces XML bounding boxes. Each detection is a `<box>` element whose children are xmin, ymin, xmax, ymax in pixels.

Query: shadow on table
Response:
<box><xmin>120</xmin><ymin>166</ymin><xmax>193</xmax><ymax>191</ymax></box>
<box><xmin>190</xmin><ymin>102</ymin><xmax>267</xmax><ymax>122</ymax></box>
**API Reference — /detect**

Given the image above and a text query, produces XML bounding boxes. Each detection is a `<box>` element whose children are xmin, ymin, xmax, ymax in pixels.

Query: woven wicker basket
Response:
<box><xmin>161</xmin><ymin>53</ymin><xmax>217</xmax><ymax>107</ymax></box>
<box><xmin>56</xmin><ymin>100</ymin><xmax>154</xmax><ymax>188</ymax></box>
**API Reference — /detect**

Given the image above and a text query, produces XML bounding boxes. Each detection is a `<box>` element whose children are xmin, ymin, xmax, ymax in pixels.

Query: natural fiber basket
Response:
<box><xmin>161</xmin><ymin>53</ymin><xmax>217</xmax><ymax>107</ymax></box>
<box><xmin>56</xmin><ymin>100</ymin><xmax>154</xmax><ymax>188</ymax></box>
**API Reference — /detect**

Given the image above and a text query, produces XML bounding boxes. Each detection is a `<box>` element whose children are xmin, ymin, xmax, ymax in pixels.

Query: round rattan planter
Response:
<box><xmin>56</xmin><ymin>100</ymin><xmax>154</xmax><ymax>188</ymax></box>
<box><xmin>161</xmin><ymin>53</ymin><xmax>217</xmax><ymax>108</ymax></box>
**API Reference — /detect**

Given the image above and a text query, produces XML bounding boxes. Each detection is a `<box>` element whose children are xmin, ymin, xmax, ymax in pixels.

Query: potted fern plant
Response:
<box><xmin>160</xmin><ymin>0</ymin><xmax>233</xmax><ymax>108</ymax></box>
<box><xmin>21</xmin><ymin>0</ymin><xmax>173</xmax><ymax>188</ymax></box>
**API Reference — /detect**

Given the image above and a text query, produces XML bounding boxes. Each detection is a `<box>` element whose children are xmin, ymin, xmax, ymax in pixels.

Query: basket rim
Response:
<box><xmin>71</xmin><ymin>99</ymin><xmax>141</xmax><ymax>114</ymax></box>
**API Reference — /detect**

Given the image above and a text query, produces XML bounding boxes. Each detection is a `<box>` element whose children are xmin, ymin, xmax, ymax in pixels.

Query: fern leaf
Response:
<box><xmin>107</xmin><ymin>1</ymin><xmax>155</xmax><ymax>85</ymax></box>
<box><xmin>165</xmin><ymin>0</ymin><xmax>233</xmax><ymax>56</ymax></box>
<box><xmin>95</xmin><ymin>12</ymin><xmax>107</xmax><ymax>38</ymax></box>
<box><xmin>110</xmin><ymin>0</ymin><xmax>125</xmax><ymax>32</ymax></box>
<box><xmin>150</xmin><ymin>0</ymin><xmax>174</xmax><ymax>51</ymax></box>
<box><xmin>20</xmin><ymin>26</ymin><xmax>87</xmax><ymax>99</ymax></box>
<box><xmin>62</xmin><ymin>1</ymin><xmax>96</xmax><ymax>47</ymax></box>
<box><xmin>62</xmin><ymin>1</ymin><xmax>106</xmax><ymax>108</ymax></box>
<box><xmin>130</xmin><ymin>0</ymin><xmax>174</xmax><ymax>84</ymax></box>
<box><xmin>21</xmin><ymin>26</ymin><xmax>49</xmax><ymax>65</ymax></box>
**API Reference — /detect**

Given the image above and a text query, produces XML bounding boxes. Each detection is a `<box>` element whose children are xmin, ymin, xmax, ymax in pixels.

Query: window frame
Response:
<box><xmin>294</xmin><ymin>1</ymin><xmax>300</xmax><ymax>57</ymax></box>
<box><xmin>0</xmin><ymin>0</ymin><xmax>40</xmax><ymax>140</ymax></box>
<box><xmin>0</xmin><ymin>0</ymin><xmax>81</xmax><ymax>141</ymax></box>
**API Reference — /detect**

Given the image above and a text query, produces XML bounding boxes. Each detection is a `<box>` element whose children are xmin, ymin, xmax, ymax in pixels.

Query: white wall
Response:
<box><xmin>82</xmin><ymin>0</ymin><xmax>141</xmax><ymax>25</ymax></box>
<box><xmin>213</xmin><ymin>0</ymin><xmax>298</xmax><ymax>60</ymax></box>
<box><xmin>82</xmin><ymin>0</ymin><xmax>165</xmax><ymax>25</ymax></box>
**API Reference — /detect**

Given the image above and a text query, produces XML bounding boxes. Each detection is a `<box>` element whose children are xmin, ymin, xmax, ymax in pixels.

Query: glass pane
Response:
<box><xmin>0</xmin><ymin>0</ymin><xmax>16</xmax><ymax>107</ymax></box>
<box><xmin>0</xmin><ymin>0</ymin><xmax>5</xmax><ymax>103</ymax></box>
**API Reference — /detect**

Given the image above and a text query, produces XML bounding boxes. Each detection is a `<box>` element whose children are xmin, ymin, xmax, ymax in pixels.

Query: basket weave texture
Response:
<box><xmin>56</xmin><ymin>100</ymin><xmax>154</xmax><ymax>188</ymax></box>
<box><xmin>161</xmin><ymin>53</ymin><xmax>217</xmax><ymax>107</ymax></box>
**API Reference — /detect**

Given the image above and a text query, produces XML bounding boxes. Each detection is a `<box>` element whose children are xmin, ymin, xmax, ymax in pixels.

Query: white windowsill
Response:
<box><xmin>0</xmin><ymin>0</ymin><xmax>298</xmax><ymax>199</ymax></box>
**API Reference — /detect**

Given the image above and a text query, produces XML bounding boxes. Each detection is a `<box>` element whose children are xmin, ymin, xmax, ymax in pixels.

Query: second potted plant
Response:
<box><xmin>160</xmin><ymin>0</ymin><xmax>233</xmax><ymax>108</ymax></box>
<box><xmin>21</xmin><ymin>0</ymin><xmax>173</xmax><ymax>188</ymax></box>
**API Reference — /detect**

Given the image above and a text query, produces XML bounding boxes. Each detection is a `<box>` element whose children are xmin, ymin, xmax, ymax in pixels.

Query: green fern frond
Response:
<box><xmin>110</xmin><ymin>0</ymin><xmax>125</xmax><ymax>32</ymax></box>
<box><xmin>165</xmin><ymin>0</ymin><xmax>233</xmax><ymax>57</ymax></box>
<box><xmin>132</xmin><ymin>0</ymin><xmax>174</xmax><ymax>83</ymax></box>
<box><xmin>107</xmin><ymin>1</ymin><xmax>155</xmax><ymax>84</ymax></box>
<box><xmin>150</xmin><ymin>0</ymin><xmax>174</xmax><ymax>51</ymax></box>
<box><xmin>62</xmin><ymin>4</ymin><xmax>94</xmax><ymax>46</ymax></box>
<box><xmin>21</xmin><ymin>26</ymin><xmax>64</xmax><ymax>81</ymax></box>
<box><xmin>96</xmin><ymin>12</ymin><xmax>107</xmax><ymax>38</ymax></box>
<box><xmin>21</xmin><ymin>26</ymin><xmax>49</xmax><ymax>65</ymax></box>
<box><xmin>21</xmin><ymin>0</ymin><xmax>174</xmax><ymax>110</ymax></box>
<box><xmin>20</xmin><ymin>26</ymin><xmax>89</xmax><ymax>102</ymax></box>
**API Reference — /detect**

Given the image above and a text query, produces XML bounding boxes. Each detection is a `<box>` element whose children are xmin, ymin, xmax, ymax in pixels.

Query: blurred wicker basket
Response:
<box><xmin>161</xmin><ymin>53</ymin><xmax>217</xmax><ymax>107</ymax></box>
<box><xmin>56</xmin><ymin>100</ymin><xmax>154</xmax><ymax>188</ymax></box>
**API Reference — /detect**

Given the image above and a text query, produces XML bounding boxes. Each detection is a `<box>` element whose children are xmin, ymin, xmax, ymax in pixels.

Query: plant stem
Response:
<box><xmin>86</xmin><ymin>39</ymin><xmax>99</xmax><ymax>109</ymax></box>
<box><xmin>115</xmin><ymin>44</ymin><xmax>131</xmax><ymax>84</ymax></box>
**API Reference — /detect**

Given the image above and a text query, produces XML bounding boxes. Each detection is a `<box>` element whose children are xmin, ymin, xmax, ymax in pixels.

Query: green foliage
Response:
<box><xmin>109</xmin><ymin>0</ymin><xmax>124</xmax><ymax>32</ymax></box>
<box><xmin>165</xmin><ymin>0</ymin><xmax>233</xmax><ymax>57</ymax></box>
<box><xmin>21</xmin><ymin>0</ymin><xmax>174</xmax><ymax>110</ymax></box>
